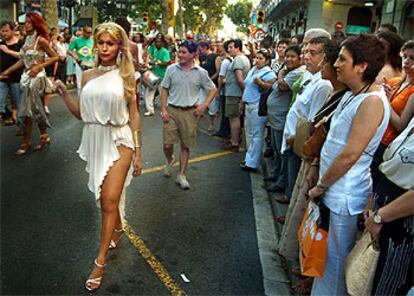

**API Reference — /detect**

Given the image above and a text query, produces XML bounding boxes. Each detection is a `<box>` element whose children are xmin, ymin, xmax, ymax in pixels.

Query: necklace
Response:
<box><xmin>339</xmin><ymin>83</ymin><xmax>372</xmax><ymax>112</ymax></box>
<box><xmin>97</xmin><ymin>64</ymin><xmax>118</xmax><ymax>71</ymax></box>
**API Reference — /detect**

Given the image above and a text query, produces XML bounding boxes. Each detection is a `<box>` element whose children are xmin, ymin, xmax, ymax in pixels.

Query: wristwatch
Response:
<box><xmin>316</xmin><ymin>180</ymin><xmax>328</xmax><ymax>191</ymax></box>
<box><xmin>373</xmin><ymin>210</ymin><xmax>383</xmax><ymax>224</ymax></box>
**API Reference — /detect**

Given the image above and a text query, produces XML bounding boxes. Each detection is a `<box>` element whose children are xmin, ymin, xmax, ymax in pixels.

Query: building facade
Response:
<box><xmin>262</xmin><ymin>0</ymin><xmax>413</xmax><ymax>40</ymax></box>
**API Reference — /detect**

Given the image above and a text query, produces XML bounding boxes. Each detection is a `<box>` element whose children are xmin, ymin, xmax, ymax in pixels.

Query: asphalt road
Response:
<box><xmin>1</xmin><ymin>91</ymin><xmax>265</xmax><ymax>295</ymax></box>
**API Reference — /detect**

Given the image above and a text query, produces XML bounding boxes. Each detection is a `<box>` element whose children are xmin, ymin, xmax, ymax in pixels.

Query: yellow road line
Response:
<box><xmin>142</xmin><ymin>149</ymin><xmax>244</xmax><ymax>175</ymax></box>
<box><xmin>127</xmin><ymin>149</ymin><xmax>244</xmax><ymax>295</ymax></box>
<box><xmin>124</xmin><ymin>224</ymin><xmax>187</xmax><ymax>296</ymax></box>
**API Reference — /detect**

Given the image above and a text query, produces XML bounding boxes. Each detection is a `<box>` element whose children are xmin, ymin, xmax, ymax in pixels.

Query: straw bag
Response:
<box><xmin>345</xmin><ymin>230</ymin><xmax>379</xmax><ymax>296</ymax></box>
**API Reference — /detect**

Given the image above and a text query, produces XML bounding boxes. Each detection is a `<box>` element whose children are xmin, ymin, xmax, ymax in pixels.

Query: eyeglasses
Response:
<box><xmin>84</xmin><ymin>31</ymin><xmax>92</xmax><ymax>34</ymax></box>
<box><xmin>303</xmin><ymin>49</ymin><xmax>323</xmax><ymax>56</ymax></box>
<box><xmin>298</xmin><ymin>79</ymin><xmax>311</xmax><ymax>95</ymax></box>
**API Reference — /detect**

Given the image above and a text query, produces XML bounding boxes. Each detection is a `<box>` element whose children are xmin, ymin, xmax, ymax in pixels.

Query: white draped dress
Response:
<box><xmin>77</xmin><ymin>69</ymin><xmax>134</xmax><ymax>217</ymax></box>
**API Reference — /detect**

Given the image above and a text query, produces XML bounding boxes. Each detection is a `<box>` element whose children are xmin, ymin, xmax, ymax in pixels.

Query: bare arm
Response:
<box><xmin>380</xmin><ymin>190</ymin><xmax>414</xmax><ymax>222</ymax></box>
<box><xmin>390</xmin><ymin>94</ymin><xmax>414</xmax><ymax>132</ymax></box>
<box><xmin>235</xmin><ymin>69</ymin><xmax>245</xmax><ymax>91</ymax></box>
<box><xmin>0</xmin><ymin>59</ymin><xmax>24</xmax><ymax>78</ymax></box>
<box><xmin>128</xmin><ymin>98</ymin><xmax>143</xmax><ymax>177</ymax></box>
<box><xmin>194</xmin><ymin>86</ymin><xmax>218</xmax><ymax>117</ymax></box>
<box><xmin>277</xmin><ymin>68</ymin><xmax>289</xmax><ymax>91</ymax></box>
<box><xmin>254</xmin><ymin>77</ymin><xmax>276</xmax><ymax>90</ymax></box>
<box><xmin>308</xmin><ymin>95</ymin><xmax>385</xmax><ymax>199</ymax></box>
<box><xmin>161</xmin><ymin>87</ymin><xmax>170</xmax><ymax>122</ymax></box>
<box><xmin>210</xmin><ymin>56</ymin><xmax>221</xmax><ymax>82</ymax></box>
<box><xmin>53</xmin><ymin>70</ymin><xmax>99</xmax><ymax>119</ymax></box>
<box><xmin>0</xmin><ymin>45</ymin><xmax>20</xmax><ymax>59</ymax></box>
<box><xmin>37</xmin><ymin>37</ymin><xmax>59</xmax><ymax>69</ymax></box>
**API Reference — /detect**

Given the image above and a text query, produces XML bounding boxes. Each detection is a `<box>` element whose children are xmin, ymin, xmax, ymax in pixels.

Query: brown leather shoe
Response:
<box><xmin>274</xmin><ymin>196</ymin><xmax>290</xmax><ymax>204</ymax></box>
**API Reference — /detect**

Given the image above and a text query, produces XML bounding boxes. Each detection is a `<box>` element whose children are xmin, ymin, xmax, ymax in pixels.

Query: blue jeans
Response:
<box><xmin>270</xmin><ymin>127</ymin><xmax>287</xmax><ymax>188</ymax></box>
<box><xmin>0</xmin><ymin>81</ymin><xmax>22</xmax><ymax>113</ymax></box>
<box><xmin>244</xmin><ymin>102</ymin><xmax>268</xmax><ymax>168</ymax></box>
<box><xmin>284</xmin><ymin>147</ymin><xmax>301</xmax><ymax>199</ymax></box>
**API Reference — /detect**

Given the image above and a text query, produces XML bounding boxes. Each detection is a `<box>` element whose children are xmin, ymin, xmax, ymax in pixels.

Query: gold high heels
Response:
<box><xmin>34</xmin><ymin>134</ymin><xmax>51</xmax><ymax>151</ymax></box>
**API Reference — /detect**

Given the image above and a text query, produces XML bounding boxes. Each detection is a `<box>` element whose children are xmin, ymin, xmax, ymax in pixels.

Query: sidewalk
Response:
<box><xmin>250</xmin><ymin>154</ymin><xmax>303</xmax><ymax>296</ymax></box>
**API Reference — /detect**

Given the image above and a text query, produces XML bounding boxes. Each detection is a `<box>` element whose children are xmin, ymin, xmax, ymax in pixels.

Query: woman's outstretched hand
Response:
<box><xmin>52</xmin><ymin>80</ymin><xmax>68</xmax><ymax>96</ymax></box>
<box><xmin>132</xmin><ymin>149</ymin><xmax>142</xmax><ymax>177</ymax></box>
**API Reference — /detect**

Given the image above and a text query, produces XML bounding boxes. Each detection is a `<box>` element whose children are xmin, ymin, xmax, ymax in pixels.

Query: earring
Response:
<box><xmin>116</xmin><ymin>51</ymin><xmax>122</xmax><ymax>66</ymax></box>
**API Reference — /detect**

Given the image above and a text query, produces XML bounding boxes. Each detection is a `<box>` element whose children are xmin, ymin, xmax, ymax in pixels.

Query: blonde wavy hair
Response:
<box><xmin>93</xmin><ymin>22</ymin><xmax>135</xmax><ymax>102</ymax></box>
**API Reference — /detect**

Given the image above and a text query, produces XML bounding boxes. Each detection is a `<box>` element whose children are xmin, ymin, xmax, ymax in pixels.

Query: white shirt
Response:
<box><xmin>56</xmin><ymin>42</ymin><xmax>67</xmax><ymax>58</ymax></box>
<box><xmin>281</xmin><ymin>71</ymin><xmax>333</xmax><ymax>153</ymax></box>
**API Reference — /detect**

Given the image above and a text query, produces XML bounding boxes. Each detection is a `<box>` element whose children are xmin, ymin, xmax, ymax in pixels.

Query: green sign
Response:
<box><xmin>346</xmin><ymin>25</ymin><xmax>370</xmax><ymax>34</ymax></box>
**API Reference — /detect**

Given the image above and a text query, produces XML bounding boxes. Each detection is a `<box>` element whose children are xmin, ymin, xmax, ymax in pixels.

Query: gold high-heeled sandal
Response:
<box><xmin>85</xmin><ymin>259</ymin><xmax>106</xmax><ymax>292</ymax></box>
<box><xmin>109</xmin><ymin>228</ymin><xmax>124</xmax><ymax>250</ymax></box>
<box><xmin>34</xmin><ymin>134</ymin><xmax>51</xmax><ymax>151</ymax></box>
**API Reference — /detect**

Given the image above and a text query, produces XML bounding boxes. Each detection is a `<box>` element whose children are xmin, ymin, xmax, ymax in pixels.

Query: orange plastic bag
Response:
<box><xmin>297</xmin><ymin>200</ymin><xmax>330</xmax><ymax>278</ymax></box>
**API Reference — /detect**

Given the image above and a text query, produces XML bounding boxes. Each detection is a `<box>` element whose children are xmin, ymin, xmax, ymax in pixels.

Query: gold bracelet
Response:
<box><xmin>133</xmin><ymin>129</ymin><xmax>142</xmax><ymax>148</ymax></box>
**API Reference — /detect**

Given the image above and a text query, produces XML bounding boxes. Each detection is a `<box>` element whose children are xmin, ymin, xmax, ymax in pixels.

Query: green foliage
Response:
<box><xmin>179</xmin><ymin>0</ymin><xmax>226</xmax><ymax>34</ymax></box>
<box><xmin>225</xmin><ymin>0</ymin><xmax>252</xmax><ymax>32</ymax></box>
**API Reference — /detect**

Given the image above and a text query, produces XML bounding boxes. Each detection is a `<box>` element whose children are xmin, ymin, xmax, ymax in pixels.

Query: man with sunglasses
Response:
<box><xmin>68</xmin><ymin>26</ymin><xmax>94</xmax><ymax>94</ymax></box>
<box><xmin>279</xmin><ymin>31</ymin><xmax>333</xmax><ymax>204</ymax></box>
<box><xmin>161</xmin><ymin>40</ymin><xmax>217</xmax><ymax>189</ymax></box>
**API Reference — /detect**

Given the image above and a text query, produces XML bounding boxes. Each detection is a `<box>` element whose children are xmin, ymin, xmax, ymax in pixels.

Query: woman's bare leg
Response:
<box><xmin>86</xmin><ymin>146</ymin><xmax>133</xmax><ymax>287</ymax></box>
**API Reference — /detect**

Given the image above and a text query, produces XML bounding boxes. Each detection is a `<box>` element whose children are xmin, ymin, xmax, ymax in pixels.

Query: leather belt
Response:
<box><xmin>169</xmin><ymin>104</ymin><xmax>197</xmax><ymax>110</ymax></box>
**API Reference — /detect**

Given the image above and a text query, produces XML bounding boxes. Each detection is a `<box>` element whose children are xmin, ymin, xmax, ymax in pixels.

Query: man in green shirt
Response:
<box><xmin>144</xmin><ymin>34</ymin><xmax>170</xmax><ymax>116</ymax></box>
<box><xmin>68</xmin><ymin>26</ymin><xmax>94</xmax><ymax>94</ymax></box>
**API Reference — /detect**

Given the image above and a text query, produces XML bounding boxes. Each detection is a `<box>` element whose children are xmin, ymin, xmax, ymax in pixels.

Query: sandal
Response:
<box><xmin>109</xmin><ymin>228</ymin><xmax>124</xmax><ymax>250</ymax></box>
<box><xmin>292</xmin><ymin>277</ymin><xmax>313</xmax><ymax>295</ymax></box>
<box><xmin>34</xmin><ymin>134</ymin><xmax>51</xmax><ymax>151</ymax></box>
<box><xmin>15</xmin><ymin>142</ymin><xmax>30</xmax><ymax>156</ymax></box>
<box><xmin>85</xmin><ymin>259</ymin><xmax>106</xmax><ymax>292</ymax></box>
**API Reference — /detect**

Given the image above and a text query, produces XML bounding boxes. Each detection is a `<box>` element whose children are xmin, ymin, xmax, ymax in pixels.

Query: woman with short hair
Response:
<box><xmin>308</xmin><ymin>34</ymin><xmax>390</xmax><ymax>295</ymax></box>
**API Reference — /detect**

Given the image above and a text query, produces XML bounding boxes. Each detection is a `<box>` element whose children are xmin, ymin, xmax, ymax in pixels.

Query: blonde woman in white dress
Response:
<box><xmin>53</xmin><ymin>22</ymin><xmax>142</xmax><ymax>292</ymax></box>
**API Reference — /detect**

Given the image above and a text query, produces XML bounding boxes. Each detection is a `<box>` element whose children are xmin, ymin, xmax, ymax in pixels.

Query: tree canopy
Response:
<box><xmin>224</xmin><ymin>0</ymin><xmax>252</xmax><ymax>33</ymax></box>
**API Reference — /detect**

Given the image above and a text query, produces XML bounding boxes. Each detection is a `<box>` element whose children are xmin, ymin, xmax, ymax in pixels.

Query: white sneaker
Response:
<box><xmin>144</xmin><ymin>111</ymin><xmax>154</xmax><ymax>116</ymax></box>
<box><xmin>163</xmin><ymin>155</ymin><xmax>176</xmax><ymax>177</ymax></box>
<box><xmin>44</xmin><ymin>106</ymin><xmax>50</xmax><ymax>115</ymax></box>
<box><xmin>175</xmin><ymin>174</ymin><xmax>190</xmax><ymax>189</ymax></box>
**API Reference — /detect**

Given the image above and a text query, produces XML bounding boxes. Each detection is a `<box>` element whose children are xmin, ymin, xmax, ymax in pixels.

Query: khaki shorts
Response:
<box><xmin>163</xmin><ymin>105</ymin><xmax>200</xmax><ymax>148</ymax></box>
<box><xmin>225</xmin><ymin>96</ymin><xmax>241</xmax><ymax>117</ymax></box>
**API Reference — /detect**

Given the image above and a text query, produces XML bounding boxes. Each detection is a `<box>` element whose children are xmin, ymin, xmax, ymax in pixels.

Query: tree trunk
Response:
<box><xmin>161</xmin><ymin>0</ymin><xmax>169</xmax><ymax>33</ymax></box>
<box><xmin>40</xmin><ymin>0</ymin><xmax>58</xmax><ymax>30</ymax></box>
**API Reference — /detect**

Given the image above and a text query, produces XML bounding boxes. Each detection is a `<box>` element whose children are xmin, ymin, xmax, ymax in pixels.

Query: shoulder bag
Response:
<box><xmin>257</xmin><ymin>70</ymin><xmax>274</xmax><ymax>117</ymax></box>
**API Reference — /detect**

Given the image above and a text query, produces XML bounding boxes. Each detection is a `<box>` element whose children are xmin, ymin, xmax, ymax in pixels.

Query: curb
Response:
<box><xmin>250</xmin><ymin>168</ymin><xmax>292</xmax><ymax>296</ymax></box>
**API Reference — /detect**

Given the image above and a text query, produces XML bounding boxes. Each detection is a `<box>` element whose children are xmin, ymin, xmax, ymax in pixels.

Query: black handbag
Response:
<box><xmin>258</xmin><ymin>88</ymin><xmax>272</xmax><ymax>116</ymax></box>
<box><xmin>257</xmin><ymin>70</ymin><xmax>274</xmax><ymax>117</ymax></box>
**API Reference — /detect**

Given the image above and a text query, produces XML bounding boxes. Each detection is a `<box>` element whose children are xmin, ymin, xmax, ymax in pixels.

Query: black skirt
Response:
<box><xmin>372</xmin><ymin>176</ymin><xmax>413</xmax><ymax>296</ymax></box>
